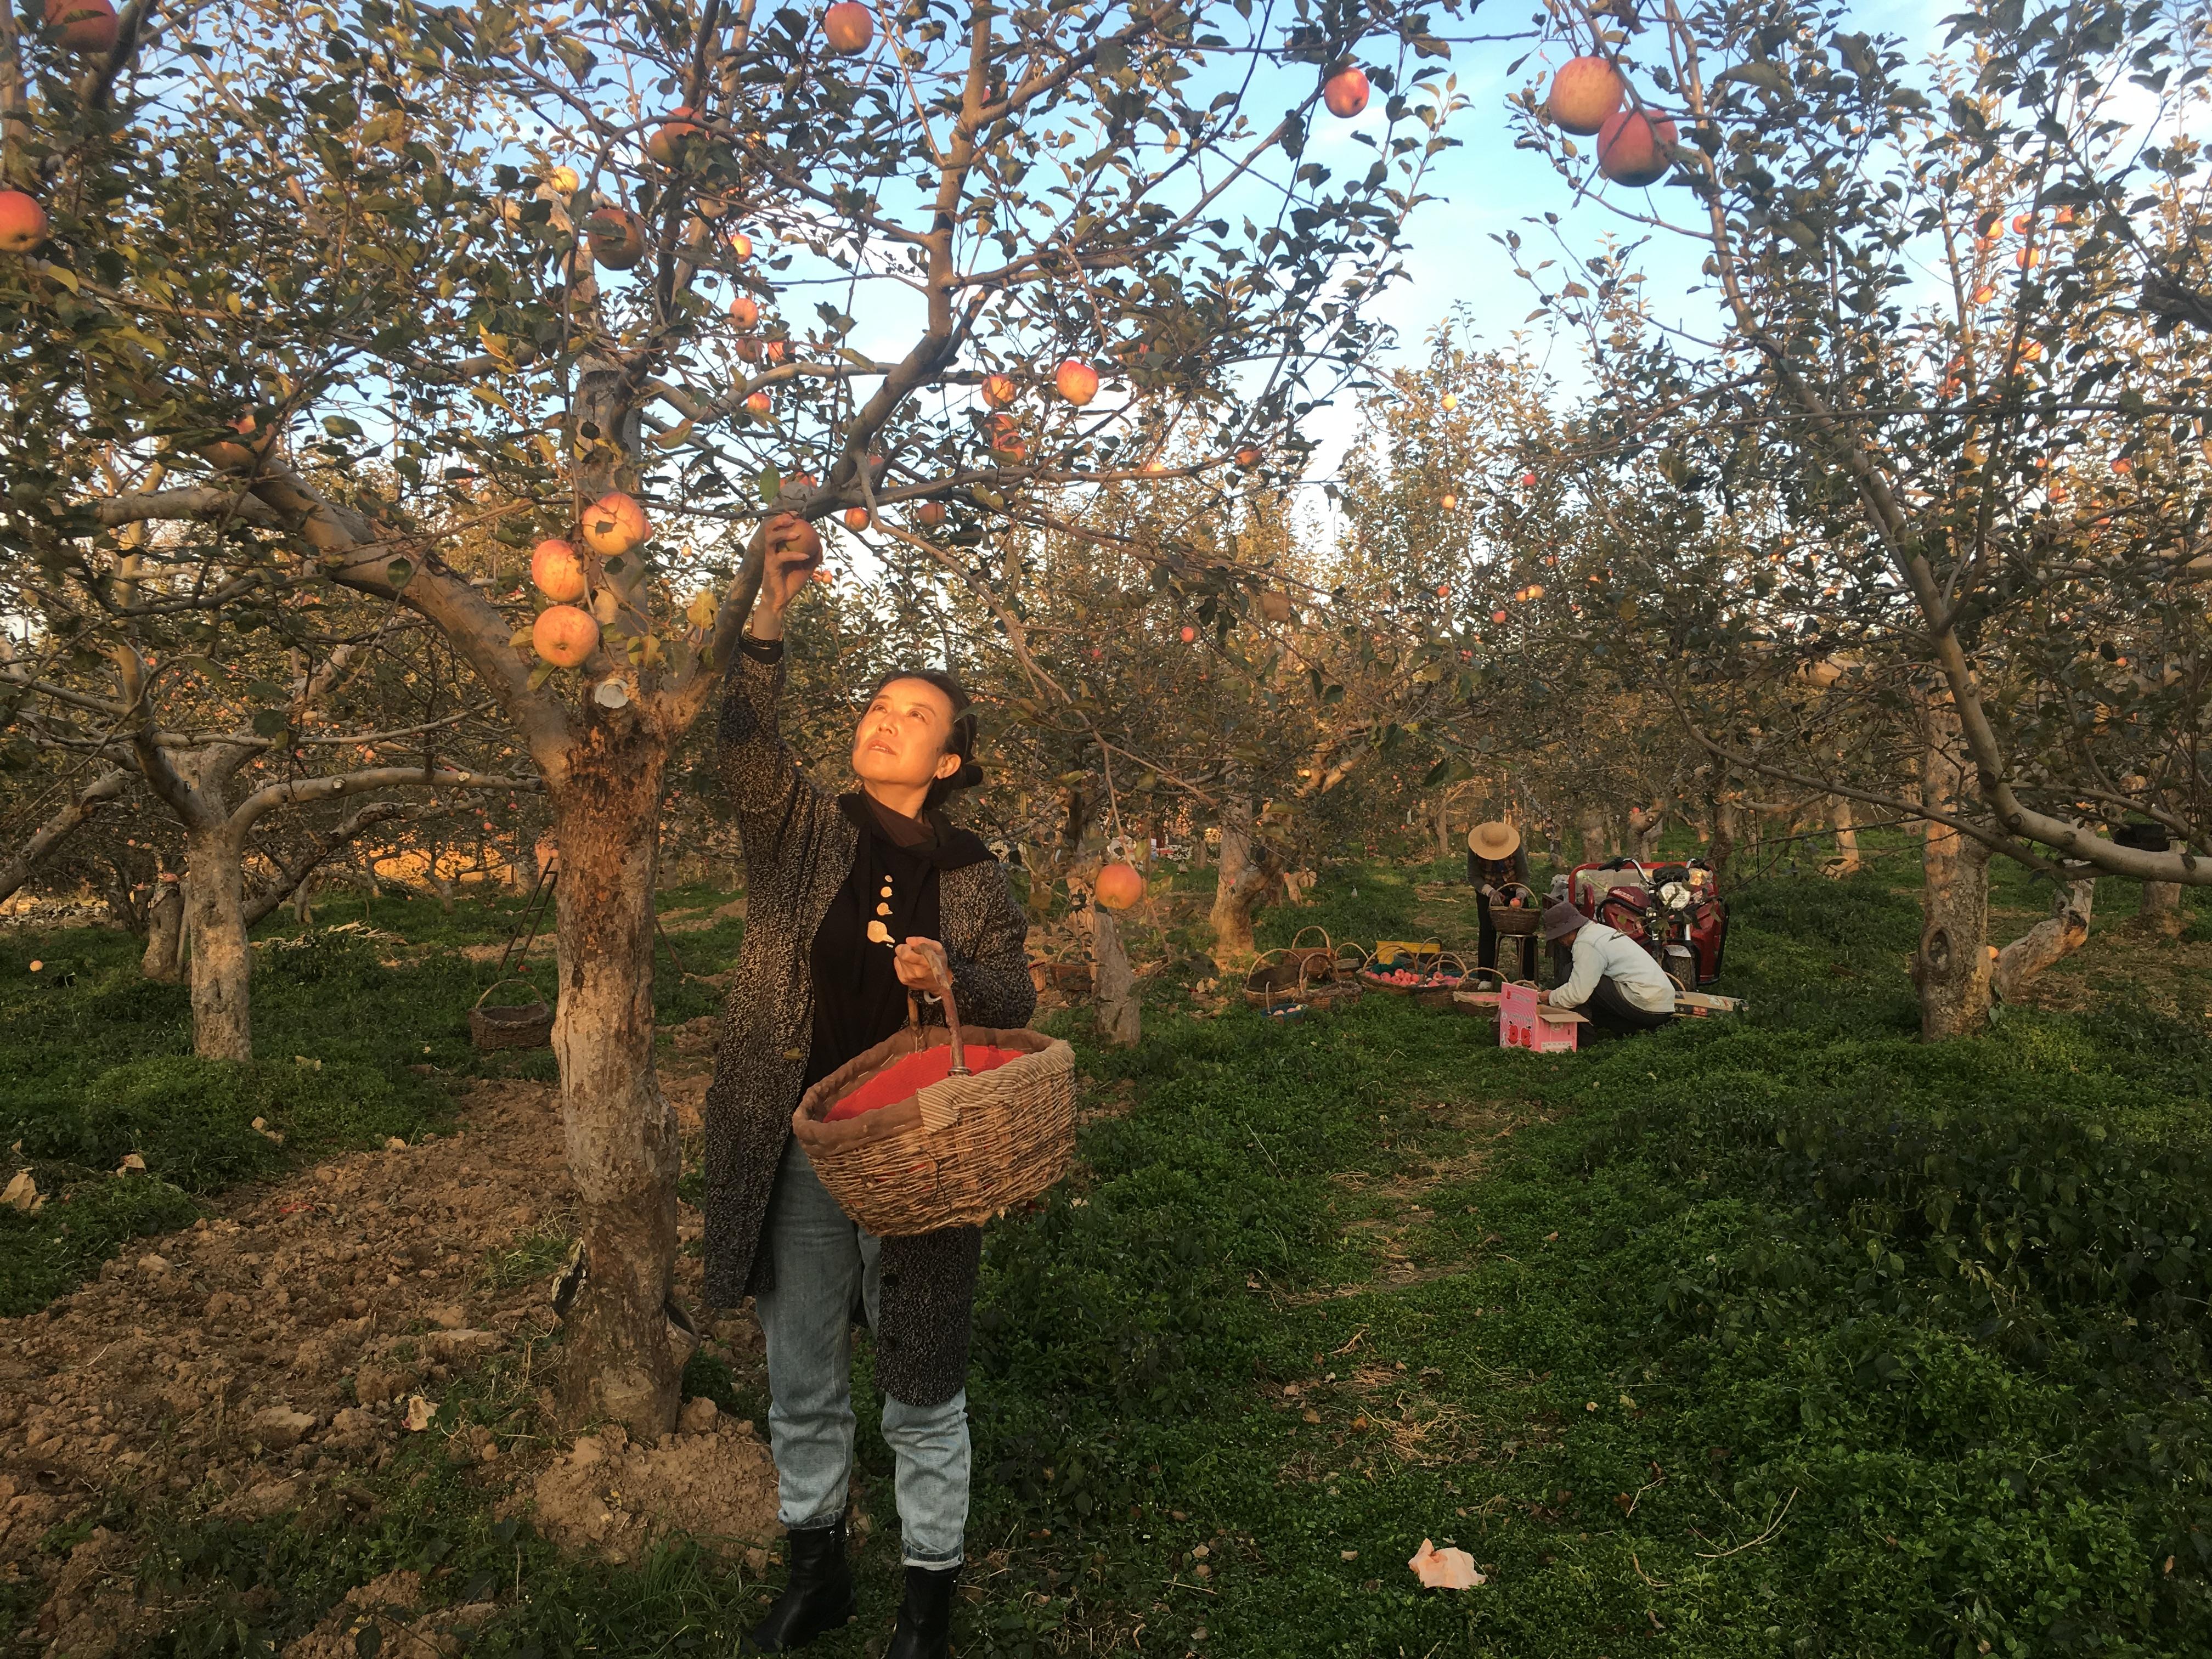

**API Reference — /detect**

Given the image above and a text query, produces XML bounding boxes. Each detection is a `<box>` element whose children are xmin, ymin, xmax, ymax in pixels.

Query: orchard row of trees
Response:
<box><xmin>5</xmin><ymin>0</ymin><xmax>2208</xmax><ymax>1430</ymax></box>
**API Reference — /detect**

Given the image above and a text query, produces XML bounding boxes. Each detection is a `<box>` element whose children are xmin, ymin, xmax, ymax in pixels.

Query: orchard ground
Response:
<box><xmin>2</xmin><ymin>845</ymin><xmax>2210</xmax><ymax>1658</ymax></box>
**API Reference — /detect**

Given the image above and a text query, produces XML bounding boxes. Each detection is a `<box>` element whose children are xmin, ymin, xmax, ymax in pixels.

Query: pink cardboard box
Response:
<box><xmin>1500</xmin><ymin>981</ymin><xmax>1585</xmax><ymax>1053</ymax></box>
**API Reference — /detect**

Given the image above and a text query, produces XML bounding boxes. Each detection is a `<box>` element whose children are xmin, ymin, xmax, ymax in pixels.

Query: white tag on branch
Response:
<box><xmin>404</xmin><ymin>1395</ymin><xmax>437</xmax><ymax>1432</ymax></box>
<box><xmin>1408</xmin><ymin>1539</ymin><xmax>1485</xmax><ymax>1590</ymax></box>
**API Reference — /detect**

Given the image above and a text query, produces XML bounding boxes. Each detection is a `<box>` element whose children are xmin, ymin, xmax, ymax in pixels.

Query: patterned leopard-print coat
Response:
<box><xmin>701</xmin><ymin>646</ymin><xmax>1035</xmax><ymax>1408</ymax></box>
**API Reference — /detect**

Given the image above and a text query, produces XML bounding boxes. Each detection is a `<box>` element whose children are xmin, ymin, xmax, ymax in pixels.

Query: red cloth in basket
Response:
<box><xmin>823</xmin><ymin>1043</ymin><xmax>1028</xmax><ymax>1122</ymax></box>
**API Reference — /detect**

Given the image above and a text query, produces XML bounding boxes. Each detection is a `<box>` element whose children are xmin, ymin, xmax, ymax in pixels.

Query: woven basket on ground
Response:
<box><xmin>469</xmin><ymin>978</ymin><xmax>552</xmax><ymax>1050</ymax></box>
<box><xmin>1485</xmin><ymin>882</ymin><xmax>1543</xmax><ymax>937</ymax></box>
<box><xmin>794</xmin><ymin>986</ymin><xmax>1075</xmax><ymax>1237</ymax></box>
<box><xmin>1242</xmin><ymin>949</ymin><xmax>1310</xmax><ymax>1011</ymax></box>
<box><xmin>1281</xmin><ymin>926</ymin><xmax>1338</xmax><ymax>981</ymax></box>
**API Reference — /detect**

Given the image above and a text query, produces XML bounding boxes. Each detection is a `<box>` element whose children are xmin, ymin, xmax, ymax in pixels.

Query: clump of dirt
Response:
<box><xmin>526</xmin><ymin>1398</ymin><xmax>780</xmax><ymax>1565</ymax></box>
<box><xmin>278</xmin><ymin>1569</ymin><xmax>498</xmax><ymax>1659</ymax></box>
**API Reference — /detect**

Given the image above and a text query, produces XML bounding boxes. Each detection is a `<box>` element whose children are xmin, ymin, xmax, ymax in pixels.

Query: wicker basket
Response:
<box><xmin>469</xmin><ymin>978</ymin><xmax>552</xmax><ymax>1051</ymax></box>
<box><xmin>1281</xmin><ymin>926</ymin><xmax>1338</xmax><ymax>981</ymax></box>
<box><xmin>1410</xmin><ymin>951</ymin><xmax>1471</xmax><ymax>1009</ymax></box>
<box><xmin>1485</xmin><ymin>882</ymin><xmax>1543</xmax><ymax>936</ymax></box>
<box><xmin>793</xmin><ymin>986</ymin><xmax>1075</xmax><ymax>1237</ymax></box>
<box><xmin>1243</xmin><ymin>949</ymin><xmax>1311</xmax><ymax>1011</ymax></box>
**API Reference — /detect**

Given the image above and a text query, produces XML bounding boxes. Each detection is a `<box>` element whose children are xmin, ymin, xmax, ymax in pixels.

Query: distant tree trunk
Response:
<box><xmin>1911</xmin><ymin>695</ymin><xmax>1992</xmax><ymax>1040</ymax></box>
<box><xmin>2138</xmin><ymin>842</ymin><xmax>2185</xmax><ymax>937</ymax></box>
<box><xmin>1091</xmin><ymin>902</ymin><xmax>1140</xmax><ymax>1046</ymax></box>
<box><xmin>1576</xmin><ymin>803</ymin><xmax>1611</xmax><ymax>865</ymax></box>
<box><xmin>0</xmin><ymin>768</ymin><xmax>131</xmax><ymax>905</ymax></box>
<box><xmin>1628</xmin><ymin>803</ymin><xmax>1664</xmax><ymax>862</ymax></box>
<box><xmin>184</xmin><ymin>825</ymin><xmax>253</xmax><ymax>1061</ymax></box>
<box><xmin>1431</xmin><ymin>793</ymin><xmax>1455</xmax><ymax>860</ymax></box>
<box><xmin>1993</xmin><ymin>877</ymin><xmax>2096</xmax><ymax>1001</ymax></box>
<box><xmin>1705</xmin><ymin>774</ymin><xmax>1737</xmax><ymax>884</ymax></box>
<box><xmin>142</xmin><ymin>872</ymin><xmax>184</xmax><ymax>982</ymax></box>
<box><xmin>1209</xmin><ymin>797</ymin><xmax>1279</xmax><ymax>965</ymax></box>
<box><xmin>1829</xmin><ymin>797</ymin><xmax>1861</xmax><ymax>875</ymax></box>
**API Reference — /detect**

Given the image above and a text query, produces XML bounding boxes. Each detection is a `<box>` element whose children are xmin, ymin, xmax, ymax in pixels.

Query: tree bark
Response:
<box><xmin>1091</xmin><ymin>901</ymin><xmax>1141</xmax><ymax>1046</ymax></box>
<box><xmin>2138</xmin><ymin>841</ymin><xmax>2185</xmax><ymax>937</ymax></box>
<box><xmin>184</xmin><ymin>826</ymin><xmax>253</xmax><ymax>1060</ymax></box>
<box><xmin>1628</xmin><ymin>803</ymin><xmax>1664</xmax><ymax>862</ymax></box>
<box><xmin>1911</xmin><ymin>696</ymin><xmax>1992</xmax><ymax>1039</ymax></box>
<box><xmin>548</xmin><ymin>733</ymin><xmax>684</xmax><ymax>1437</ymax></box>
<box><xmin>0</xmin><ymin>769</ymin><xmax>130</xmax><ymax>905</ymax></box>
<box><xmin>1577</xmin><ymin>803</ymin><xmax>1612</xmax><ymax>865</ymax></box>
<box><xmin>1209</xmin><ymin>797</ymin><xmax>1278</xmax><ymax>966</ymax></box>
<box><xmin>1993</xmin><ymin>877</ymin><xmax>2096</xmax><ymax>1001</ymax></box>
<box><xmin>1828</xmin><ymin>797</ymin><xmax>1861</xmax><ymax>875</ymax></box>
<box><xmin>142</xmin><ymin>872</ymin><xmax>183</xmax><ymax>982</ymax></box>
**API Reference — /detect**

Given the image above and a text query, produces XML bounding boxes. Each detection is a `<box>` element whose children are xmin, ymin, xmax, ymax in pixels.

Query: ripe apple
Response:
<box><xmin>2011</xmin><ymin>212</ymin><xmax>2033</xmax><ymax>233</ymax></box>
<box><xmin>746</xmin><ymin>390</ymin><xmax>771</xmax><ymax>415</ymax></box>
<box><xmin>1527</xmin><ymin>582</ymin><xmax>1545</xmax><ymax>598</ymax></box>
<box><xmin>737</xmin><ymin>336</ymin><xmax>765</xmax><ymax>364</ymax></box>
<box><xmin>986</xmin><ymin>413</ymin><xmax>1024</xmax><ymax>456</ymax></box>
<box><xmin>2019</xmin><ymin>340</ymin><xmax>2045</xmax><ymax>362</ymax></box>
<box><xmin>1491</xmin><ymin>608</ymin><xmax>1509</xmax><ymax>623</ymax></box>
<box><xmin>531</xmin><ymin>538</ymin><xmax>588</xmax><ymax>602</ymax></box>
<box><xmin>2112</xmin><ymin>457</ymin><xmax>2133</xmax><ymax>475</ymax></box>
<box><xmin>2016</xmin><ymin>247</ymin><xmax>2041</xmax><ymax>270</ymax></box>
<box><xmin>1440</xmin><ymin>492</ymin><xmax>1457</xmax><ymax>510</ymax></box>
<box><xmin>584</xmin><ymin>206</ymin><xmax>647</xmax><ymax>270</ymax></box>
<box><xmin>547</xmin><ymin>165</ymin><xmax>580</xmax><ymax>194</ymax></box>
<box><xmin>0</xmin><ymin>190</ymin><xmax>50</xmax><ymax>254</ymax></box>
<box><xmin>44</xmin><ymin>0</ymin><xmax>117</xmax><ymax>54</ymax></box>
<box><xmin>1441</xmin><ymin>392</ymin><xmax>1459</xmax><ymax>411</ymax></box>
<box><xmin>981</xmin><ymin>373</ymin><xmax>1018</xmax><ymax>408</ymax></box>
<box><xmin>1323</xmin><ymin>64</ymin><xmax>1370</xmax><ymax>118</ymax></box>
<box><xmin>1435</xmin><ymin>583</ymin><xmax>1449</xmax><ymax>597</ymax></box>
<box><xmin>729</xmin><ymin>294</ymin><xmax>759</xmax><ymax>328</ymax></box>
<box><xmin>1597</xmin><ymin>109</ymin><xmax>1677</xmax><ymax>187</ymax></box>
<box><xmin>1180</xmin><ymin>624</ymin><xmax>1198</xmax><ymax>642</ymax></box>
<box><xmin>1519</xmin><ymin>470</ymin><xmax>1537</xmax><ymax>487</ymax></box>
<box><xmin>764</xmin><ymin>338</ymin><xmax>788</xmax><ymax>364</ymax></box>
<box><xmin>201</xmin><ymin>412</ymin><xmax>275</xmax><ymax>472</ymax></box>
<box><xmin>1972</xmin><ymin>284</ymin><xmax>1995</xmax><ymax>304</ymax></box>
<box><xmin>2053</xmin><ymin>205</ymin><xmax>2075</xmax><ymax>227</ymax></box>
<box><xmin>1234</xmin><ymin>447</ymin><xmax>1262</xmax><ymax>469</ymax></box>
<box><xmin>823</xmin><ymin>1</ymin><xmax>874</xmax><ymax>53</ymax></box>
<box><xmin>843</xmin><ymin>507</ymin><xmax>871</xmax><ymax>531</ymax></box>
<box><xmin>1547</xmin><ymin>55</ymin><xmax>1623</xmax><ymax>136</ymax></box>
<box><xmin>914</xmin><ymin>501</ymin><xmax>947</xmax><ymax>526</ymax></box>
<box><xmin>726</xmin><ymin>229</ymin><xmax>754</xmax><ymax>259</ymax></box>
<box><xmin>645</xmin><ymin>106</ymin><xmax>707</xmax><ymax>166</ymax></box>
<box><xmin>768</xmin><ymin>515</ymin><xmax>824</xmax><ymax>563</ymax></box>
<box><xmin>1055</xmin><ymin>357</ymin><xmax>1100</xmax><ymax>405</ymax></box>
<box><xmin>533</xmin><ymin>606</ymin><xmax>600</xmax><ymax>668</ymax></box>
<box><xmin>1094</xmin><ymin>861</ymin><xmax>1145</xmax><ymax>911</ymax></box>
<box><xmin>581</xmin><ymin>490</ymin><xmax>650</xmax><ymax>556</ymax></box>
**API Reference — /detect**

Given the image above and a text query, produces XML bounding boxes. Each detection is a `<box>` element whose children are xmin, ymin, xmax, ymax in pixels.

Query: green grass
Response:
<box><xmin>0</xmin><ymin>886</ymin><xmax>744</xmax><ymax>1314</ymax></box>
<box><xmin>8</xmin><ymin>859</ymin><xmax>2212</xmax><ymax>1656</ymax></box>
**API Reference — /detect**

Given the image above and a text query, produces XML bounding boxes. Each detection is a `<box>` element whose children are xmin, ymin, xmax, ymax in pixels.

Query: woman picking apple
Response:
<box><xmin>702</xmin><ymin>513</ymin><xmax>1034</xmax><ymax>1658</ymax></box>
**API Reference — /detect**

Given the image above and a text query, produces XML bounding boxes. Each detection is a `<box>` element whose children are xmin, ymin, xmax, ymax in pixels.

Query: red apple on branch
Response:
<box><xmin>531</xmin><ymin>538</ymin><xmax>588</xmax><ymax>602</ymax></box>
<box><xmin>1323</xmin><ymin>64</ymin><xmax>1370</xmax><ymax>118</ymax></box>
<box><xmin>581</xmin><ymin>490</ymin><xmax>650</xmax><ymax>556</ymax></box>
<box><xmin>584</xmin><ymin>206</ymin><xmax>647</xmax><ymax>270</ymax></box>
<box><xmin>823</xmin><ymin>2</ymin><xmax>874</xmax><ymax>54</ymax></box>
<box><xmin>645</xmin><ymin>107</ymin><xmax>707</xmax><ymax>166</ymax></box>
<box><xmin>0</xmin><ymin>190</ymin><xmax>51</xmax><ymax>254</ymax></box>
<box><xmin>1596</xmin><ymin>109</ymin><xmax>1677</xmax><ymax>187</ymax></box>
<box><xmin>1095</xmin><ymin>862</ymin><xmax>1146</xmax><ymax>910</ymax></box>
<box><xmin>44</xmin><ymin>0</ymin><xmax>117</xmax><ymax>54</ymax></box>
<box><xmin>981</xmin><ymin>373</ymin><xmax>1018</xmax><ymax>408</ymax></box>
<box><xmin>1547</xmin><ymin>55</ymin><xmax>1623</xmax><ymax>136</ymax></box>
<box><xmin>1055</xmin><ymin>358</ymin><xmax>1100</xmax><ymax>405</ymax></box>
<box><xmin>533</xmin><ymin>606</ymin><xmax>600</xmax><ymax>668</ymax></box>
<box><xmin>729</xmin><ymin>294</ymin><xmax>759</xmax><ymax>328</ymax></box>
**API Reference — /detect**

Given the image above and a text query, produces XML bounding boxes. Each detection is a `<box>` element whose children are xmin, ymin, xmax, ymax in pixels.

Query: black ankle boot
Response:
<box><xmin>748</xmin><ymin>1520</ymin><xmax>856</xmax><ymax>1652</ymax></box>
<box><xmin>884</xmin><ymin>1563</ymin><xmax>958</xmax><ymax>1659</ymax></box>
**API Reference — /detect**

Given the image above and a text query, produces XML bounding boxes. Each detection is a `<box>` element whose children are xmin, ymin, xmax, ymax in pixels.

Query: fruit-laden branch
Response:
<box><xmin>1666</xmin><ymin>16</ymin><xmax>2212</xmax><ymax>889</ymax></box>
<box><xmin>0</xmin><ymin>768</ymin><xmax>131</xmax><ymax>905</ymax></box>
<box><xmin>240</xmin><ymin>798</ymin><xmax>431</xmax><ymax>927</ymax></box>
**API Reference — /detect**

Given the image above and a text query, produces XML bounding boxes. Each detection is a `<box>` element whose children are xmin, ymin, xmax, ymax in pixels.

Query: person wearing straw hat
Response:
<box><xmin>1465</xmin><ymin>820</ymin><xmax>1532</xmax><ymax>975</ymax></box>
<box><xmin>703</xmin><ymin>515</ymin><xmax>1035</xmax><ymax>1659</ymax></box>
<box><xmin>1538</xmin><ymin>899</ymin><xmax>1674</xmax><ymax>1038</ymax></box>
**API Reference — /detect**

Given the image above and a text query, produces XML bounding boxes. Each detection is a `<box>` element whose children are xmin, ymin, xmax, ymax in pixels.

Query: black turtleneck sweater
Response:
<box><xmin>802</xmin><ymin>791</ymin><xmax>994</xmax><ymax>1089</ymax></box>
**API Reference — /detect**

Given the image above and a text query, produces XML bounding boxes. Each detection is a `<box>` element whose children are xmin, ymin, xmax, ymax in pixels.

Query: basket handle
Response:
<box><xmin>1288</xmin><ymin>924</ymin><xmax>1332</xmax><ymax>954</ymax></box>
<box><xmin>907</xmin><ymin>982</ymin><xmax>969</xmax><ymax>1076</ymax></box>
<box><xmin>1490</xmin><ymin>881</ymin><xmax>1537</xmax><ymax>906</ymax></box>
<box><xmin>474</xmin><ymin>976</ymin><xmax>545</xmax><ymax>1009</ymax></box>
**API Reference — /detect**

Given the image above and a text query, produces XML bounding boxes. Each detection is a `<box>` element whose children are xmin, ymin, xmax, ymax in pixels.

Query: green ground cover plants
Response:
<box><xmin>3</xmin><ymin>855</ymin><xmax>2208</xmax><ymax>1656</ymax></box>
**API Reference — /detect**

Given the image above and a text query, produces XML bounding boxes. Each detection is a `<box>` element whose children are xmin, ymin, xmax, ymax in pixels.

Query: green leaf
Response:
<box><xmin>252</xmin><ymin>709</ymin><xmax>289</xmax><ymax>739</ymax></box>
<box><xmin>387</xmin><ymin>558</ymin><xmax>414</xmax><ymax>589</ymax></box>
<box><xmin>757</xmin><ymin>466</ymin><xmax>783</xmax><ymax>505</ymax></box>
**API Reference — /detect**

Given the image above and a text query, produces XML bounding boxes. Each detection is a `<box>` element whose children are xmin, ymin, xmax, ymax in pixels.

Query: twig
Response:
<box><xmin>1694</xmin><ymin>1488</ymin><xmax>1797</xmax><ymax>1559</ymax></box>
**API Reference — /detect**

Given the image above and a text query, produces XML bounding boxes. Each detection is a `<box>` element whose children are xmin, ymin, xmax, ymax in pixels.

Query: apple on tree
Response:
<box><xmin>533</xmin><ymin>606</ymin><xmax>601</xmax><ymax>668</ymax></box>
<box><xmin>1546</xmin><ymin>55</ymin><xmax>1623</xmax><ymax>135</ymax></box>
<box><xmin>531</xmin><ymin>538</ymin><xmax>588</xmax><ymax>602</ymax></box>
<box><xmin>580</xmin><ymin>491</ymin><xmax>649</xmax><ymax>556</ymax></box>
<box><xmin>1323</xmin><ymin>63</ymin><xmax>1370</xmax><ymax>118</ymax></box>
<box><xmin>0</xmin><ymin>190</ymin><xmax>50</xmax><ymax>254</ymax></box>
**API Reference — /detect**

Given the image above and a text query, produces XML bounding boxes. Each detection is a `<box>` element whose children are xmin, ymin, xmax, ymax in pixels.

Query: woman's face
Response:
<box><xmin>851</xmin><ymin>678</ymin><xmax>962</xmax><ymax>797</ymax></box>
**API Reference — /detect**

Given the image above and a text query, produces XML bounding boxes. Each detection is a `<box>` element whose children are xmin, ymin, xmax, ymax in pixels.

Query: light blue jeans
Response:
<box><xmin>754</xmin><ymin>1137</ymin><xmax>970</xmax><ymax>1567</ymax></box>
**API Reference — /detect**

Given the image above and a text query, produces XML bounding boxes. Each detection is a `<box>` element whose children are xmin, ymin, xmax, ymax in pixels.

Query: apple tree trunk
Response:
<box><xmin>1209</xmin><ymin>798</ymin><xmax>1277</xmax><ymax>965</ymax></box>
<box><xmin>2138</xmin><ymin>842</ymin><xmax>2185</xmax><ymax>937</ymax></box>
<box><xmin>1993</xmin><ymin>877</ymin><xmax>2096</xmax><ymax>1002</ymax></box>
<box><xmin>185</xmin><ymin>828</ymin><xmax>253</xmax><ymax>1061</ymax></box>
<box><xmin>142</xmin><ymin>875</ymin><xmax>184</xmax><ymax>983</ymax></box>
<box><xmin>1911</xmin><ymin>697</ymin><xmax>1991</xmax><ymax>1040</ymax></box>
<box><xmin>1090</xmin><ymin>901</ymin><xmax>1141</xmax><ymax>1047</ymax></box>
<box><xmin>1829</xmin><ymin>798</ymin><xmax>1861</xmax><ymax>875</ymax></box>
<box><xmin>547</xmin><ymin>730</ymin><xmax>685</xmax><ymax>1436</ymax></box>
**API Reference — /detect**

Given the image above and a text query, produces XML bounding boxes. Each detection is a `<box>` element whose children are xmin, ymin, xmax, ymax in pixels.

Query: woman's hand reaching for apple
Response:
<box><xmin>746</xmin><ymin>512</ymin><xmax>823</xmax><ymax>641</ymax></box>
<box><xmin>894</xmin><ymin>937</ymin><xmax>952</xmax><ymax>997</ymax></box>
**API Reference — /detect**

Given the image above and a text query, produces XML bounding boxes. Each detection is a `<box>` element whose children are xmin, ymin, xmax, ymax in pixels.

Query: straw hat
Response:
<box><xmin>1466</xmin><ymin>820</ymin><xmax>1521</xmax><ymax>861</ymax></box>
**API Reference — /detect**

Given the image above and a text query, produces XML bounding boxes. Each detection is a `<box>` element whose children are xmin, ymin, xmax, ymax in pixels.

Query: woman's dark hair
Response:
<box><xmin>867</xmin><ymin>668</ymin><xmax>982</xmax><ymax>809</ymax></box>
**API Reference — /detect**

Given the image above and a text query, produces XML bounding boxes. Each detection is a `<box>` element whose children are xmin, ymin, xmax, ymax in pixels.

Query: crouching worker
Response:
<box><xmin>703</xmin><ymin>513</ymin><xmax>1035</xmax><ymax>1658</ymax></box>
<box><xmin>1537</xmin><ymin>900</ymin><xmax>1673</xmax><ymax>1039</ymax></box>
